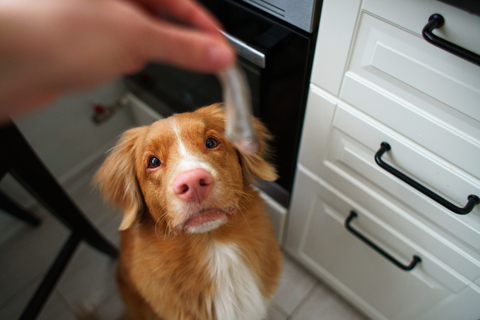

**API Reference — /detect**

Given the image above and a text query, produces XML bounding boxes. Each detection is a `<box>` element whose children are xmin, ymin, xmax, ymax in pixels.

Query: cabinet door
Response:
<box><xmin>285</xmin><ymin>169</ymin><xmax>468</xmax><ymax>320</ymax></box>
<box><xmin>417</xmin><ymin>286</ymin><xmax>480</xmax><ymax>320</ymax></box>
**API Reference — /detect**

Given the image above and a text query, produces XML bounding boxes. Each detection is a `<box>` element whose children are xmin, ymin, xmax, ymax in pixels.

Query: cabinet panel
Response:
<box><xmin>333</xmin><ymin>101</ymin><xmax>480</xmax><ymax>212</ymax></box>
<box><xmin>310</xmin><ymin>0</ymin><xmax>362</xmax><ymax>95</ymax></box>
<box><xmin>297</xmin><ymin>85</ymin><xmax>337</xmax><ymax>174</ymax></box>
<box><xmin>417</xmin><ymin>286</ymin><xmax>480</xmax><ymax>320</ymax></box>
<box><xmin>300</xmin><ymin>88</ymin><xmax>480</xmax><ymax>264</ymax></box>
<box><xmin>331</xmin><ymin>104</ymin><xmax>480</xmax><ymax>230</ymax></box>
<box><xmin>285</xmin><ymin>169</ymin><xmax>468</xmax><ymax>320</ymax></box>
<box><xmin>321</xmin><ymin>148</ymin><xmax>480</xmax><ymax>280</ymax></box>
<box><xmin>340</xmin><ymin>14</ymin><xmax>480</xmax><ymax>181</ymax></box>
<box><xmin>363</xmin><ymin>0</ymin><xmax>480</xmax><ymax>57</ymax></box>
<box><xmin>345</xmin><ymin>12</ymin><xmax>480</xmax><ymax>124</ymax></box>
<box><xmin>326</xmin><ymin>103</ymin><xmax>480</xmax><ymax>276</ymax></box>
<box><xmin>341</xmin><ymin>75</ymin><xmax>480</xmax><ymax>180</ymax></box>
<box><xmin>297</xmin><ymin>0</ymin><xmax>480</xmax><ymax>317</ymax></box>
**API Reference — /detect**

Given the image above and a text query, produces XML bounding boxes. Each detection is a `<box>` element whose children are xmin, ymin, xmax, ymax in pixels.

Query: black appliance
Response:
<box><xmin>125</xmin><ymin>0</ymin><xmax>322</xmax><ymax>208</ymax></box>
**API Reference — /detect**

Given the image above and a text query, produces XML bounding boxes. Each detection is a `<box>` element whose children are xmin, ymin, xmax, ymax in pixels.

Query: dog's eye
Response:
<box><xmin>148</xmin><ymin>157</ymin><xmax>161</xmax><ymax>168</ymax></box>
<box><xmin>206</xmin><ymin>137</ymin><xmax>219</xmax><ymax>149</ymax></box>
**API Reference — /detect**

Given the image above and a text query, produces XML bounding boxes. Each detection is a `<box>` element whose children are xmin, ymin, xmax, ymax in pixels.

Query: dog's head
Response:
<box><xmin>95</xmin><ymin>104</ymin><xmax>277</xmax><ymax>234</ymax></box>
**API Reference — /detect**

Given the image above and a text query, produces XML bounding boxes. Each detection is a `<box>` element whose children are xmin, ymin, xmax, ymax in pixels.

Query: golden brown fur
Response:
<box><xmin>95</xmin><ymin>104</ymin><xmax>282</xmax><ymax>320</ymax></box>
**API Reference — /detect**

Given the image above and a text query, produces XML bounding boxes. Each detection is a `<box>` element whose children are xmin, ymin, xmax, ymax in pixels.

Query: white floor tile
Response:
<box><xmin>55</xmin><ymin>242</ymin><xmax>118</xmax><ymax>311</ymax></box>
<box><xmin>0</xmin><ymin>287</ymin><xmax>76</xmax><ymax>320</ymax></box>
<box><xmin>97</xmin><ymin>213</ymin><xmax>123</xmax><ymax>249</ymax></box>
<box><xmin>266</xmin><ymin>303</ymin><xmax>289</xmax><ymax>320</ymax></box>
<box><xmin>95</xmin><ymin>285</ymin><xmax>126</xmax><ymax>320</ymax></box>
<box><xmin>0</xmin><ymin>277</ymin><xmax>38</xmax><ymax>319</ymax></box>
<box><xmin>66</xmin><ymin>165</ymin><xmax>122</xmax><ymax>228</ymax></box>
<box><xmin>0</xmin><ymin>208</ymin><xmax>69</xmax><ymax>308</ymax></box>
<box><xmin>290</xmin><ymin>282</ymin><xmax>367</xmax><ymax>320</ymax></box>
<box><xmin>37</xmin><ymin>291</ymin><xmax>77</xmax><ymax>320</ymax></box>
<box><xmin>0</xmin><ymin>207</ymin><xmax>34</xmax><ymax>246</ymax></box>
<box><xmin>0</xmin><ymin>162</ymin><xmax>366</xmax><ymax>320</ymax></box>
<box><xmin>273</xmin><ymin>255</ymin><xmax>318</xmax><ymax>315</ymax></box>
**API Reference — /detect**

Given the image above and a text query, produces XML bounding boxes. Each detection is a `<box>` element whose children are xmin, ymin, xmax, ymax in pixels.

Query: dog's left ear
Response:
<box><xmin>95</xmin><ymin>126</ymin><xmax>146</xmax><ymax>230</ymax></box>
<box><xmin>237</xmin><ymin>118</ymin><xmax>278</xmax><ymax>184</ymax></box>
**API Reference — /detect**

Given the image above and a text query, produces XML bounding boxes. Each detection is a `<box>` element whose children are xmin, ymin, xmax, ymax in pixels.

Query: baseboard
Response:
<box><xmin>59</xmin><ymin>136</ymin><xmax>120</xmax><ymax>192</ymax></box>
<box><xmin>127</xmin><ymin>93</ymin><xmax>163</xmax><ymax>125</ymax></box>
<box><xmin>259</xmin><ymin>191</ymin><xmax>288</xmax><ymax>244</ymax></box>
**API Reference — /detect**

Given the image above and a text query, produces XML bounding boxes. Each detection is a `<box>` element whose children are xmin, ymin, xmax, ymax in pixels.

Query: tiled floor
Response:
<box><xmin>0</xmin><ymin>160</ymin><xmax>367</xmax><ymax>320</ymax></box>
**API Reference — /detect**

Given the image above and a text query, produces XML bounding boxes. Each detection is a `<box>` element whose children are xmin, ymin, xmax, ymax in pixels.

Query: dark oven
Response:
<box><xmin>125</xmin><ymin>0</ymin><xmax>322</xmax><ymax>208</ymax></box>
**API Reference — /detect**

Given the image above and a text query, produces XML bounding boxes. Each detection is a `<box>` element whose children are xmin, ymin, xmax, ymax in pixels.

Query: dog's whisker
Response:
<box><xmin>154</xmin><ymin>208</ymin><xmax>170</xmax><ymax>241</ymax></box>
<box><xmin>232</xmin><ymin>202</ymin><xmax>254</xmax><ymax>235</ymax></box>
<box><xmin>155</xmin><ymin>216</ymin><xmax>162</xmax><ymax>240</ymax></box>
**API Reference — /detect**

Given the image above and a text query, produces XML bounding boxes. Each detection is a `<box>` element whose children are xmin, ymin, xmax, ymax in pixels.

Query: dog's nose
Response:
<box><xmin>173</xmin><ymin>168</ymin><xmax>213</xmax><ymax>203</ymax></box>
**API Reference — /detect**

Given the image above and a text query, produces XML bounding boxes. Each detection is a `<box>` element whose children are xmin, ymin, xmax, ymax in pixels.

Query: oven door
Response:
<box><xmin>125</xmin><ymin>0</ymin><xmax>312</xmax><ymax>207</ymax></box>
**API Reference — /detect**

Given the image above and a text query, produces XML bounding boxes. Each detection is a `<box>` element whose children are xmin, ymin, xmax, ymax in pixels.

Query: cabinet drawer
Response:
<box><xmin>301</xmin><ymin>87</ymin><xmax>480</xmax><ymax>246</ymax></box>
<box><xmin>285</xmin><ymin>169</ymin><xmax>468</xmax><ymax>320</ymax></box>
<box><xmin>417</xmin><ymin>286</ymin><xmax>480</xmax><ymax>320</ymax></box>
<box><xmin>364</xmin><ymin>0</ymin><xmax>480</xmax><ymax>57</ymax></box>
<box><xmin>340</xmin><ymin>12</ymin><xmax>480</xmax><ymax>179</ymax></box>
<box><xmin>323</xmin><ymin>103</ymin><xmax>480</xmax><ymax>276</ymax></box>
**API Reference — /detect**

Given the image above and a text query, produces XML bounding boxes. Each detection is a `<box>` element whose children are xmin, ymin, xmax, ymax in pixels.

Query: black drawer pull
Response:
<box><xmin>375</xmin><ymin>142</ymin><xmax>480</xmax><ymax>215</ymax></box>
<box><xmin>422</xmin><ymin>14</ymin><xmax>480</xmax><ymax>67</ymax></box>
<box><xmin>345</xmin><ymin>211</ymin><xmax>422</xmax><ymax>271</ymax></box>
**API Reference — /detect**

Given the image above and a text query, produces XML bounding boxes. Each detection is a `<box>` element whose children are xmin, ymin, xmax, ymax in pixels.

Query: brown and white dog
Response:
<box><xmin>95</xmin><ymin>104</ymin><xmax>282</xmax><ymax>320</ymax></box>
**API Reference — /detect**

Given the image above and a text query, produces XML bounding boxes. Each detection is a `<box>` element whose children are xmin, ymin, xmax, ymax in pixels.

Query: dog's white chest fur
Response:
<box><xmin>206</xmin><ymin>242</ymin><xmax>266</xmax><ymax>320</ymax></box>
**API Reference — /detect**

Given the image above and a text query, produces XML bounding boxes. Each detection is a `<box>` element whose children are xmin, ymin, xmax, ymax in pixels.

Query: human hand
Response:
<box><xmin>0</xmin><ymin>0</ymin><xmax>236</xmax><ymax>118</ymax></box>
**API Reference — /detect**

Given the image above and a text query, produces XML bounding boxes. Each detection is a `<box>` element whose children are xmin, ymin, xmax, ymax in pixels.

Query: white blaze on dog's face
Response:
<box><xmin>139</xmin><ymin>107</ymin><xmax>243</xmax><ymax>234</ymax></box>
<box><xmin>96</xmin><ymin>104</ymin><xmax>277</xmax><ymax>234</ymax></box>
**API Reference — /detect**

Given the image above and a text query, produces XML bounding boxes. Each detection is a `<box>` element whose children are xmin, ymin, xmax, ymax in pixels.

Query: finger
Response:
<box><xmin>142</xmin><ymin>20</ymin><xmax>236</xmax><ymax>72</ymax></box>
<box><xmin>135</xmin><ymin>0</ymin><xmax>223</xmax><ymax>34</ymax></box>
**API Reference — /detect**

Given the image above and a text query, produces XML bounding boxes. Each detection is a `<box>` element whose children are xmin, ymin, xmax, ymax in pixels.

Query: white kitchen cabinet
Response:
<box><xmin>286</xmin><ymin>167</ymin><xmax>471</xmax><ymax>320</ymax></box>
<box><xmin>285</xmin><ymin>0</ymin><xmax>480</xmax><ymax>319</ymax></box>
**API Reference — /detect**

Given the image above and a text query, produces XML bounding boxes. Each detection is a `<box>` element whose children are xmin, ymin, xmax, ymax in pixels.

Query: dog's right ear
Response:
<box><xmin>95</xmin><ymin>126</ymin><xmax>146</xmax><ymax>231</ymax></box>
<box><xmin>237</xmin><ymin>117</ymin><xmax>278</xmax><ymax>184</ymax></box>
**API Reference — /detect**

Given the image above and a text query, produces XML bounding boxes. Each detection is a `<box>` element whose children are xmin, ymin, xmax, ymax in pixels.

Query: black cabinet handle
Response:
<box><xmin>345</xmin><ymin>211</ymin><xmax>421</xmax><ymax>271</ymax></box>
<box><xmin>375</xmin><ymin>142</ymin><xmax>480</xmax><ymax>215</ymax></box>
<box><xmin>422</xmin><ymin>14</ymin><xmax>480</xmax><ymax>67</ymax></box>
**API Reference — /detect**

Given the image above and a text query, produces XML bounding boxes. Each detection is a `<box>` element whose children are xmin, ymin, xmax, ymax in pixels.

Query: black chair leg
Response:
<box><xmin>0</xmin><ymin>124</ymin><xmax>118</xmax><ymax>259</ymax></box>
<box><xmin>19</xmin><ymin>233</ymin><xmax>82</xmax><ymax>320</ymax></box>
<box><xmin>0</xmin><ymin>123</ymin><xmax>119</xmax><ymax>320</ymax></box>
<box><xmin>0</xmin><ymin>190</ymin><xmax>41</xmax><ymax>226</ymax></box>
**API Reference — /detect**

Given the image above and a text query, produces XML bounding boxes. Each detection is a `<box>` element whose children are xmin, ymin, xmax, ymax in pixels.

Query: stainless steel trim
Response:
<box><xmin>221</xmin><ymin>31</ymin><xmax>266</xmax><ymax>68</ymax></box>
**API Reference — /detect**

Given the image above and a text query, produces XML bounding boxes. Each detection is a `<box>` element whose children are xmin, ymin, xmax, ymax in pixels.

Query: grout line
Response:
<box><xmin>286</xmin><ymin>281</ymin><xmax>320</xmax><ymax>320</ymax></box>
<box><xmin>0</xmin><ymin>275</ymin><xmax>41</xmax><ymax>312</ymax></box>
<box><xmin>53</xmin><ymin>288</ymin><xmax>80</xmax><ymax>318</ymax></box>
<box><xmin>269</xmin><ymin>301</ymin><xmax>290</xmax><ymax>320</ymax></box>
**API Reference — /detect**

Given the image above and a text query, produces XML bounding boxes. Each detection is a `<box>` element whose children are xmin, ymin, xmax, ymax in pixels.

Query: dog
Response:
<box><xmin>95</xmin><ymin>103</ymin><xmax>283</xmax><ymax>320</ymax></box>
